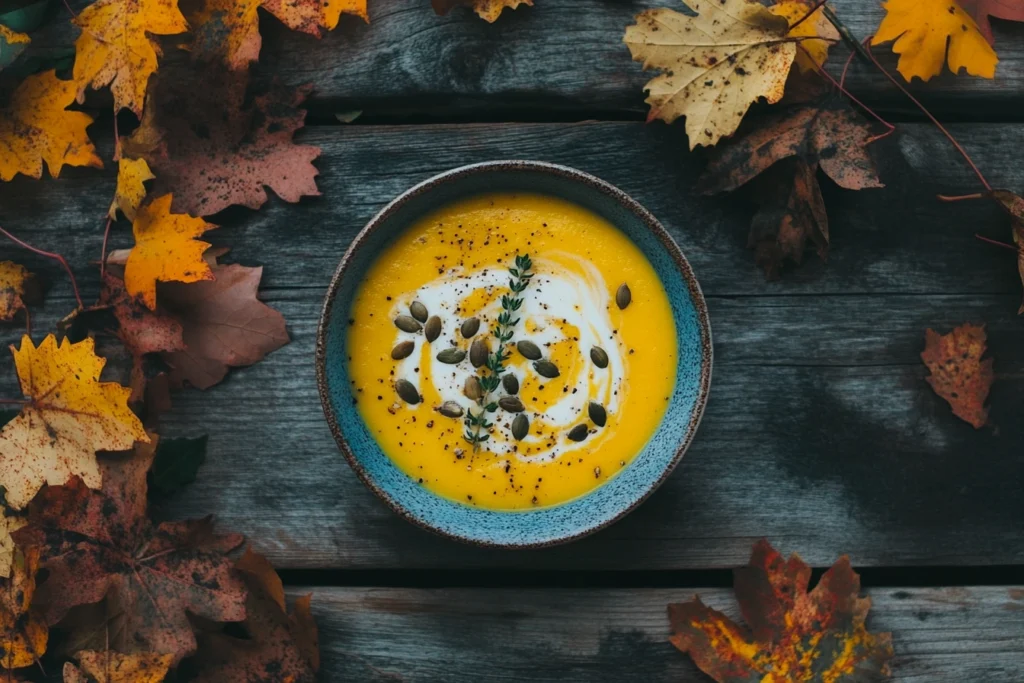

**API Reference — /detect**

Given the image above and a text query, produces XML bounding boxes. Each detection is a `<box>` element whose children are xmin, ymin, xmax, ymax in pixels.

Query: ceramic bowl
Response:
<box><xmin>316</xmin><ymin>161</ymin><xmax>712</xmax><ymax>548</ymax></box>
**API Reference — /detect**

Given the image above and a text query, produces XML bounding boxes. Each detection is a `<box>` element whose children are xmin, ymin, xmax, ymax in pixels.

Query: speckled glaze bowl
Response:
<box><xmin>316</xmin><ymin>161</ymin><xmax>712</xmax><ymax>548</ymax></box>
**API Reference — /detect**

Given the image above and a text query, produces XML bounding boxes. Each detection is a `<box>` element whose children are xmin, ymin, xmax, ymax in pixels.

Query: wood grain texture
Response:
<box><xmin>300</xmin><ymin>586</ymin><xmax>1024</xmax><ymax>682</ymax></box>
<box><xmin>25</xmin><ymin>0</ymin><xmax>1024</xmax><ymax>119</ymax></box>
<box><xmin>0</xmin><ymin>122</ymin><xmax>1022</xmax><ymax>570</ymax></box>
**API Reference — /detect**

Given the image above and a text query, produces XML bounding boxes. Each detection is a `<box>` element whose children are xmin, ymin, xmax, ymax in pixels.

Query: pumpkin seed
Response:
<box><xmin>395</xmin><ymin>379</ymin><xmax>420</xmax><ymax>405</ymax></box>
<box><xmin>567</xmin><ymin>424</ymin><xmax>589</xmax><ymax>442</ymax></box>
<box><xmin>470</xmin><ymin>338</ymin><xmax>489</xmax><ymax>368</ymax></box>
<box><xmin>533</xmin><ymin>360</ymin><xmax>560</xmax><ymax>379</ymax></box>
<box><xmin>436</xmin><ymin>348</ymin><xmax>466</xmax><ymax>364</ymax></box>
<box><xmin>394</xmin><ymin>315</ymin><xmax>422</xmax><ymax>333</ymax></box>
<box><xmin>616</xmin><ymin>283</ymin><xmax>631</xmax><ymax>310</ymax></box>
<box><xmin>391</xmin><ymin>341</ymin><xmax>415</xmax><ymax>360</ymax></box>
<box><xmin>464</xmin><ymin>376</ymin><xmax>483</xmax><ymax>401</ymax></box>
<box><xmin>588</xmin><ymin>401</ymin><xmax>607</xmax><ymax>427</ymax></box>
<box><xmin>424</xmin><ymin>316</ymin><xmax>442</xmax><ymax>343</ymax></box>
<box><xmin>409</xmin><ymin>301</ymin><xmax>428</xmax><ymax>323</ymax></box>
<box><xmin>438</xmin><ymin>401</ymin><xmax>464</xmax><ymax>418</ymax></box>
<box><xmin>516</xmin><ymin>340</ymin><xmax>542</xmax><ymax>360</ymax></box>
<box><xmin>502</xmin><ymin>373</ymin><xmax>520</xmax><ymax>395</ymax></box>
<box><xmin>460</xmin><ymin>317</ymin><xmax>480</xmax><ymax>338</ymax></box>
<box><xmin>498</xmin><ymin>396</ymin><xmax>525</xmax><ymax>413</ymax></box>
<box><xmin>511</xmin><ymin>414</ymin><xmax>529</xmax><ymax>441</ymax></box>
<box><xmin>590</xmin><ymin>346</ymin><xmax>609</xmax><ymax>369</ymax></box>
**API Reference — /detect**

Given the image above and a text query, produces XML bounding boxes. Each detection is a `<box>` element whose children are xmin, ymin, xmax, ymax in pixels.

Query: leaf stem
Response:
<box><xmin>100</xmin><ymin>215</ymin><xmax>112</xmax><ymax>278</ymax></box>
<box><xmin>938</xmin><ymin>193</ymin><xmax>985</xmax><ymax>202</ymax></box>
<box><xmin>975</xmin><ymin>234</ymin><xmax>1017</xmax><ymax>251</ymax></box>
<box><xmin>788</xmin><ymin>0</ymin><xmax>828</xmax><ymax>32</ymax></box>
<box><xmin>0</xmin><ymin>225</ymin><xmax>83</xmax><ymax>310</ymax></box>
<box><xmin>800</xmin><ymin>45</ymin><xmax>895</xmax><ymax>141</ymax></box>
<box><xmin>822</xmin><ymin>5</ymin><xmax>872</xmax><ymax>65</ymax></box>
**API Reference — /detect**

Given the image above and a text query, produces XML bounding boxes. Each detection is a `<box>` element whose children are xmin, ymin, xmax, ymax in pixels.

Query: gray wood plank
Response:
<box><xmin>1</xmin><ymin>122</ymin><xmax>1023</xmax><ymax>570</ymax></box>
<box><xmin>301</xmin><ymin>586</ymin><xmax>1024</xmax><ymax>682</ymax></box>
<box><xmin>26</xmin><ymin>0</ymin><xmax>1024</xmax><ymax>118</ymax></box>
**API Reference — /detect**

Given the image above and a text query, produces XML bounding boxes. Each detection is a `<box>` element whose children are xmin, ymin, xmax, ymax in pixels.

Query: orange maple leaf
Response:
<box><xmin>0</xmin><ymin>334</ymin><xmax>149</xmax><ymax>510</ymax></box>
<box><xmin>769</xmin><ymin>0</ymin><xmax>840</xmax><ymax>73</ymax></box>
<box><xmin>871</xmin><ymin>0</ymin><xmax>997</xmax><ymax>82</ymax></box>
<box><xmin>431</xmin><ymin>0</ymin><xmax>532</xmax><ymax>22</ymax></box>
<box><xmin>921</xmin><ymin>323</ymin><xmax>993</xmax><ymax>429</ymax></box>
<box><xmin>72</xmin><ymin>0</ymin><xmax>189</xmax><ymax>115</ymax></box>
<box><xmin>0</xmin><ymin>546</ymin><xmax>48</xmax><ymax>670</ymax></box>
<box><xmin>125</xmin><ymin>194</ymin><xmax>217</xmax><ymax>310</ymax></box>
<box><xmin>669</xmin><ymin>540</ymin><xmax>893</xmax><ymax>683</ymax></box>
<box><xmin>70</xmin><ymin>650</ymin><xmax>173</xmax><ymax>683</ymax></box>
<box><xmin>0</xmin><ymin>25</ymin><xmax>30</xmax><ymax>71</ymax></box>
<box><xmin>0</xmin><ymin>70</ymin><xmax>102</xmax><ymax>182</ymax></box>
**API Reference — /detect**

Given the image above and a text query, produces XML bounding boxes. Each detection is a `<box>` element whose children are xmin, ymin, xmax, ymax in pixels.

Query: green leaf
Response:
<box><xmin>148</xmin><ymin>435</ymin><xmax>208</xmax><ymax>502</ymax></box>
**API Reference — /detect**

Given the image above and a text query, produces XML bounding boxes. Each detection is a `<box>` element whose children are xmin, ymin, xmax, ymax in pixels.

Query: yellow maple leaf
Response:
<box><xmin>0</xmin><ymin>546</ymin><xmax>47</xmax><ymax>669</ymax></box>
<box><xmin>0</xmin><ymin>262</ymin><xmax>33</xmax><ymax>322</ymax></box>
<box><xmin>769</xmin><ymin>0</ymin><xmax>840</xmax><ymax>73</ymax></box>
<box><xmin>871</xmin><ymin>0</ymin><xmax>997</xmax><ymax>82</ymax></box>
<box><xmin>74</xmin><ymin>650</ymin><xmax>173</xmax><ymax>683</ymax></box>
<box><xmin>431</xmin><ymin>0</ymin><xmax>531</xmax><ymax>22</ymax></box>
<box><xmin>0</xmin><ymin>25</ymin><xmax>30</xmax><ymax>70</ymax></box>
<box><xmin>125</xmin><ymin>194</ymin><xmax>216</xmax><ymax>310</ymax></box>
<box><xmin>0</xmin><ymin>334</ymin><xmax>149</xmax><ymax>510</ymax></box>
<box><xmin>109</xmin><ymin>157</ymin><xmax>155</xmax><ymax>221</ymax></box>
<box><xmin>73</xmin><ymin>0</ymin><xmax>189</xmax><ymax>115</ymax></box>
<box><xmin>0</xmin><ymin>70</ymin><xmax>102</xmax><ymax>182</ymax></box>
<box><xmin>624</xmin><ymin>0</ymin><xmax>797</xmax><ymax>150</ymax></box>
<box><xmin>321</xmin><ymin>0</ymin><xmax>368</xmax><ymax>30</ymax></box>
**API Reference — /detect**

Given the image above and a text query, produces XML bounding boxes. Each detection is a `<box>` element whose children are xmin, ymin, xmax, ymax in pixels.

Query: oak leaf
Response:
<box><xmin>768</xmin><ymin>0</ymin><xmax>839</xmax><ymax>73</ymax></box>
<box><xmin>0</xmin><ymin>546</ymin><xmax>47</xmax><ymax>669</ymax></box>
<box><xmin>125</xmin><ymin>194</ymin><xmax>216</xmax><ymax>310</ymax></box>
<box><xmin>12</xmin><ymin>438</ymin><xmax>247</xmax><ymax>664</ymax></box>
<box><xmin>189</xmin><ymin>0</ymin><xmax>367</xmax><ymax>69</ymax></box>
<box><xmin>159</xmin><ymin>260</ymin><xmax>289</xmax><ymax>389</ymax></box>
<box><xmin>699</xmin><ymin>98</ymin><xmax>882</xmax><ymax>277</ymax></box>
<box><xmin>109</xmin><ymin>157</ymin><xmax>154</xmax><ymax>221</ymax></box>
<box><xmin>624</xmin><ymin>0</ymin><xmax>797</xmax><ymax>149</ymax></box>
<box><xmin>871</xmin><ymin>0</ymin><xmax>997</xmax><ymax>82</ymax></box>
<box><xmin>126</xmin><ymin>69</ymin><xmax>320</xmax><ymax>216</ymax></box>
<box><xmin>990</xmin><ymin>189</ymin><xmax>1024</xmax><ymax>313</ymax></box>
<box><xmin>71</xmin><ymin>650</ymin><xmax>172</xmax><ymax>682</ymax></box>
<box><xmin>921</xmin><ymin>323</ymin><xmax>993</xmax><ymax>429</ymax></box>
<box><xmin>0</xmin><ymin>70</ymin><xmax>102</xmax><ymax>182</ymax></box>
<box><xmin>0</xmin><ymin>334</ymin><xmax>148</xmax><ymax>510</ymax></box>
<box><xmin>0</xmin><ymin>25</ymin><xmax>29</xmax><ymax>72</ymax></box>
<box><xmin>959</xmin><ymin>0</ymin><xmax>1024</xmax><ymax>44</ymax></box>
<box><xmin>193</xmin><ymin>549</ymin><xmax>318</xmax><ymax>683</ymax></box>
<box><xmin>0</xmin><ymin>262</ymin><xmax>39</xmax><ymax>322</ymax></box>
<box><xmin>72</xmin><ymin>0</ymin><xmax>188</xmax><ymax>115</ymax></box>
<box><xmin>431</xmin><ymin>0</ymin><xmax>532</xmax><ymax>22</ymax></box>
<box><xmin>669</xmin><ymin>539</ymin><xmax>893</xmax><ymax>682</ymax></box>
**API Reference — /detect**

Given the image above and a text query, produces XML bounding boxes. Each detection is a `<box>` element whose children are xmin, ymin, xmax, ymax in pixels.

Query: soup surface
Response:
<box><xmin>347</xmin><ymin>193</ymin><xmax>677</xmax><ymax>510</ymax></box>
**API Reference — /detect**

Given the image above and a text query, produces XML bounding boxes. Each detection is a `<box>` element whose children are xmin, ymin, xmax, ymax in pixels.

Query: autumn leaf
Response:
<box><xmin>871</xmin><ymin>0</ymin><xmax>997</xmax><ymax>82</ymax></box>
<box><xmin>0</xmin><ymin>334</ymin><xmax>148</xmax><ymax>510</ymax></box>
<box><xmin>72</xmin><ymin>0</ymin><xmax>189</xmax><ymax>115</ymax></box>
<box><xmin>193</xmin><ymin>549</ymin><xmax>318</xmax><ymax>683</ymax></box>
<box><xmin>125</xmin><ymin>194</ymin><xmax>216</xmax><ymax>310</ymax></box>
<box><xmin>0</xmin><ymin>25</ymin><xmax>29</xmax><ymax>72</ymax></box>
<box><xmin>126</xmin><ymin>68</ymin><xmax>320</xmax><ymax>216</ymax></box>
<box><xmin>0</xmin><ymin>70</ymin><xmax>102</xmax><ymax>182</ymax></box>
<box><xmin>109</xmin><ymin>157</ymin><xmax>154</xmax><ymax>221</ymax></box>
<box><xmin>0</xmin><ymin>546</ymin><xmax>47</xmax><ymax>670</ymax></box>
<box><xmin>12</xmin><ymin>439</ymin><xmax>247</xmax><ymax>664</ymax></box>
<box><xmin>990</xmin><ymin>189</ymin><xmax>1024</xmax><ymax>313</ymax></box>
<box><xmin>159</xmin><ymin>260</ymin><xmax>289</xmax><ymax>390</ymax></box>
<box><xmin>768</xmin><ymin>0</ymin><xmax>839</xmax><ymax>73</ymax></box>
<box><xmin>0</xmin><ymin>262</ymin><xmax>39</xmax><ymax>322</ymax></box>
<box><xmin>189</xmin><ymin>0</ymin><xmax>368</xmax><ymax>69</ymax></box>
<box><xmin>71</xmin><ymin>650</ymin><xmax>172</xmax><ymax>682</ymax></box>
<box><xmin>95</xmin><ymin>273</ymin><xmax>186</xmax><ymax>359</ymax></box>
<box><xmin>699</xmin><ymin>98</ymin><xmax>882</xmax><ymax>276</ymax></box>
<box><xmin>921</xmin><ymin>323</ymin><xmax>993</xmax><ymax>429</ymax></box>
<box><xmin>0</xmin><ymin>509</ymin><xmax>25</xmax><ymax>579</ymax></box>
<box><xmin>624</xmin><ymin>0</ymin><xmax>797</xmax><ymax>149</ymax></box>
<box><xmin>431</xmin><ymin>0</ymin><xmax>532</xmax><ymax>22</ymax></box>
<box><xmin>669</xmin><ymin>539</ymin><xmax>893</xmax><ymax>682</ymax></box>
<box><xmin>959</xmin><ymin>0</ymin><xmax>1024</xmax><ymax>44</ymax></box>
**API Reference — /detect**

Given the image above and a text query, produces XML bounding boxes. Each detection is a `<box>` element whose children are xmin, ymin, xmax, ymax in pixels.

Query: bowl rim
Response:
<box><xmin>315</xmin><ymin>160</ymin><xmax>713</xmax><ymax>549</ymax></box>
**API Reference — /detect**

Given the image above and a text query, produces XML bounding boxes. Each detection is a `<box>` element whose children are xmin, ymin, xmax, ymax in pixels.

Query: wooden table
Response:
<box><xmin>5</xmin><ymin>1</ymin><xmax>1024</xmax><ymax>679</ymax></box>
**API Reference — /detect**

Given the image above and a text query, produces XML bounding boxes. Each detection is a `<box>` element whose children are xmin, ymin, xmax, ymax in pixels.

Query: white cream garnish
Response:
<box><xmin>389</xmin><ymin>254</ymin><xmax>625</xmax><ymax>462</ymax></box>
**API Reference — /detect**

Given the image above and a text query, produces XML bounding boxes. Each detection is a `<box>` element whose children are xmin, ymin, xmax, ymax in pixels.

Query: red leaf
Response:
<box><xmin>921</xmin><ymin>323</ymin><xmax>994</xmax><ymax>429</ymax></box>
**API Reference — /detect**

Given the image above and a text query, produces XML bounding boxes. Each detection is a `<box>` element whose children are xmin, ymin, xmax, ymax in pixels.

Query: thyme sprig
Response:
<box><xmin>464</xmin><ymin>254</ymin><xmax>533</xmax><ymax>450</ymax></box>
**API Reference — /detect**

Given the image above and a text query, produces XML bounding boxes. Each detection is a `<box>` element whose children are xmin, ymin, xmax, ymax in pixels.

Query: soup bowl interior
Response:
<box><xmin>316</xmin><ymin>161</ymin><xmax>711</xmax><ymax>547</ymax></box>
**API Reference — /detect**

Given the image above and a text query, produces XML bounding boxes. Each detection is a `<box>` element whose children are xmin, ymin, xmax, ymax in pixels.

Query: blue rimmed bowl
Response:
<box><xmin>316</xmin><ymin>161</ymin><xmax>712</xmax><ymax>548</ymax></box>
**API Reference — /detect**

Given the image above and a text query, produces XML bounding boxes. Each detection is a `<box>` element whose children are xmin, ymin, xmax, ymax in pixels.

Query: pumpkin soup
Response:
<box><xmin>347</xmin><ymin>193</ymin><xmax>677</xmax><ymax>510</ymax></box>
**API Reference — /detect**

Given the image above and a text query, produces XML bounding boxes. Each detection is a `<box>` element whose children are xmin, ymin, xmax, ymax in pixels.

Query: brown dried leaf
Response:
<box><xmin>0</xmin><ymin>546</ymin><xmax>47</xmax><ymax>670</ymax></box>
<box><xmin>0</xmin><ymin>262</ymin><xmax>40</xmax><ymax>322</ymax></box>
<box><xmin>72</xmin><ymin>650</ymin><xmax>172</xmax><ymax>682</ymax></box>
<box><xmin>96</xmin><ymin>273</ymin><xmax>185</xmax><ymax>359</ymax></box>
<box><xmin>921</xmin><ymin>323</ymin><xmax>993</xmax><ymax>429</ymax></box>
<box><xmin>989</xmin><ymin>190</ymin><xmax>1024</xmax><ymax>313</ymax></box>
<box><xmin>960</xmin><ymin>0</ymin><xmax>1024</xmax><ymax>44</ymax></box>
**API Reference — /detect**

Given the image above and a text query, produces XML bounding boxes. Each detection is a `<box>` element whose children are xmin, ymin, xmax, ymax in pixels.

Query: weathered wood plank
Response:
<box><xmin>27</xmin><ymin>0</ymin><xmax>1024</xmax><ymax>118</ymax></box>
<box><xmin>301</xmin><ymin>586</ymin><xmax>1024</xmax><ymax>682</ymax></box>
